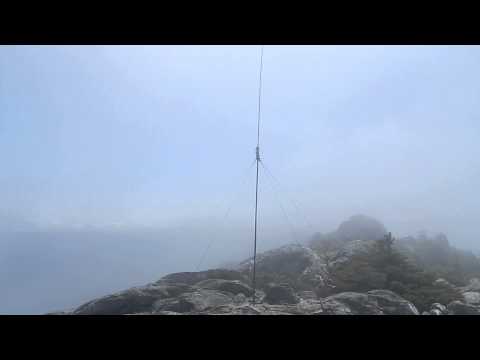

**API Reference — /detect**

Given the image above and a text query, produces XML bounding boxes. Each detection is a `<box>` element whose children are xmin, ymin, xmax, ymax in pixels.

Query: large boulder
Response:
<box><xmin>433</xmin><ymin>278</ymin><xmax>458</xmax><ymax>292</ymax></box>
<box><xmin>367</xmin><ymin>290</ymin><xmax>419</xmax><ymax>315</ymax></box>
<box><xmin>264</xmin><ymin>283</ymin><xmax>299</xmax><ymax>305</ymax></box>
<box><xmin>196</xmin><ymin>279</ymin><xmax>253</xmax><ymax>297</ymax></box>
<box><xmin>205</xmin><ymin>304</ymin><xmax>263</xmax><ymax>315</ymax></box>
<box><xmin>462</xmin><ymin>292</ymin><xmax>480</xmax><ymax>305</ymax></box>
<box><xmin>237</xmin><ymin>244</ymin><xmax>315</xmax><ymax>276</ymax></box>
<box><xmin>324</xmin><ymin>239</ymin><xmax>376</xmax><ymax>269</ymax></box>
<box><xmin>318</xmin><ymin>290</ymin><xmax>418</xmax><ymax>315</ymax></box>
<box><xmin>203</xmin><ymin>289</ymin><xmax>419</xmax><ymax>315</ymax></box>
<box><xmin>153</xmin><ymin>289</ymin><xmax>234</xmax><ymax>313</ymax></box>
<box><xmin>298</xmin><ymin>291</ymin><xmax>317</xmax><ymax>300</ymax></box>
<box><xmin>73</xmin><ymin>283</ymin><xmax>194</xmax><ymax>315</ymax></box>
<box><xmin>236</xmin><ymin>244</ymin><xmax>331</xmax><ymax>294</ymax></box>
<box><xmin>335</xmin><ymin>215</ymin><xmax>387</xmax><ymax>242</ymax></box>
<box><xmin>320</xmin><ymin>292</ymin><xmax>383</xmax><ymax>315</ymax></box>
<box><xmin>447</xmin><ymin>300</ymin><xmax>480</xmax><ymax>315</ymax></box>
<box><xmin>155</xmin><ymin>311</ymin><xmax>182</xmax><ymax>315</ymax></box>
<box><xmin>233</xmin><ymin>293</ymin><xmax>247</xmax><ymax>305</ymax></box>
<box><xmin>159</xmin><ymin>269</ymin><xmax>248</xmax><ymax>286</ymax></box>
<box><xmin>461</xmin><ymin>278</ymin><xmax>480</xmax><ymax>293</ymax></box>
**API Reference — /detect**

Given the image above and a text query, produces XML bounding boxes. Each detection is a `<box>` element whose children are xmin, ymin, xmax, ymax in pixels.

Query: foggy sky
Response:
<box><xmin>1</xmin><ymin>45</ymin><xmax>480</xmax><ymax>313</ymax></box>
<box><xmin>1</xmin><ymin>45</ymin><xmax>479</xmax><ymax>242</ymax></box>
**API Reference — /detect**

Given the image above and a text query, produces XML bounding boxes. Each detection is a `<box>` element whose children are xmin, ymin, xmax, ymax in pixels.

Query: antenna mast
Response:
<box><xmin>252</xmin><ymin>45</ymin><xmax>264</xmax><ymax>303</ymax></box>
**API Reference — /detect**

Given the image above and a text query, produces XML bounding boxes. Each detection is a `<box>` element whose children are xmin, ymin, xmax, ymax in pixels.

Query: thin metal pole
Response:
<box><xmin>252</xmin><ymin>45</ymin><xmax>264</xmax><ymax>303</ymax></box>
<box><xmin>252</xmin><ymin>155</ymin><xmax>260</xmax><ymax>303</ymax></box>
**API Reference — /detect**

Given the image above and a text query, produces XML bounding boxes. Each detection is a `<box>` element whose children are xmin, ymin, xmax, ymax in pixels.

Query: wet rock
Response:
<box><xmin>367</xmin><ymin>290</ymin><xmax>419</xmax><ymax>315</ymax></box>
<box><xmin>155</xmin><ymin>311</ymin><xmax>182</xmax><ymax>315</ymax></box>
<box><xmin>196</xmin><ymin>279</ymin><xmax>253</xmax><ymax>296</ymax></box>
<box><xmin>321</xmin><ymin>292</ymin><xmax>382</xmax><ymax>315</ymax></box>
<box><xmin>237</xmin><ymin>244</ymin><xmax>314</xmax><ymax>276</ymax></box>
<box><xmin>335</xmin><ymin>215</ymin><xmax>387</xmax><ymax>242</ymax></box>
<box><xmin>159</xmin><ymin>269</ymin><xmax>248</xmax><ymax>286</ymax></box>
<box><xmin>206</xmin><ymin>304</ymin><xmax>262</xmax><ymax>315</ymax></box>
<box><xmin>73</xmin><ymin>283</ymin><xmax>194</xmax><ymax>315</ymax></box>
<box><xmin>429</xmin><ymin>303</ymin><xmax>447</xmax><ymax>315</ymax></box>
<box><xmin>233</xmin><ymin>293</ymin><xmax>247</xmax><ymax>305</ymax></box>
<box><xmin>461</xmin><ymin>278</ymin><xmax>480</xmax><ymax>292</ymax></box>
<box><xmin>462</xmin><ymin>292</ymin><xmax>480</xmax><ymax>305</ymax></box>
<box><xmin>237</xmin><ymin>244</ymin><xmax>331</xmax><ymax>295</ymax></box>
<box><xmin>298</xmin><ymin>291</ymin><xmax>317</xmax><ymax>300</ymax></box>
<box><xmin>431</xmin><ymin>303</ymin><xmax>447</xmax><ymax>312</ymax></box>
<box><xmin>296</xmin><ymin>299</ymin><xmax>324</xmax><ymax>314</ymax></box>
<box><xmin>326</xmin><ymin>240</ymin><xmax>375</xmax><ymax>269</ymax></box>
<box><xmin>433</xmin><ymin>278</ymin><xmax>457</xmax><ymax>291</ymax></box>
<box><xmin>264</xmin><ymin>283</ymin><xmax>299</xmax><ymax>305</ymax></box>
<box><xmin>447</xmin><ymin>300</ymin><xmax>480</xmax><ymax>315</ymax></box>
<box><xmin>261</xmin><ymin>304</ymin><xmax>299</xmax><ymax>315</ymax></box>
<box><xmin>153</xmin><ymin>289</ymin><xmax>233</xmax><ymax>313</ymax></box>
<box><xmin>319</xmin><ymin>290</ymin><xmax>419</xmax><ymax>315</ymax></box>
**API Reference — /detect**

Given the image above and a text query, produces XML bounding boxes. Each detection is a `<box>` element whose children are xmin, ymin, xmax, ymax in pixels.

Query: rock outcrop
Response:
<box><xmin>236</xmin><ymin>244</ymin><xmax>332</xmax><ymax>296</ymax></box>
<box><xmin>64</xmin><ymin>240</ymin><xmax>421</xmax><ymax>315</ymax></box>
<box><xmin>196</xmin><ymin>279</ymin><xmax>254</xmax><ymax>296</ymax></box>
<box><xmin>73</xmin><ymin>282</ymin><xmax>195</xmax><ymax>315</ymax></box>
<box><xmin>56</xmin><ymin>215</ymin><xmax>480</xmax><ymax>316</ymax></box>
<box><xmin>447</xmin><ymin>300</ymin><xmax>480</xmax><ymax>315</ymax></box>
<box><xmin>319</xmin><ymin>290</ymin><xmax>418</xmax><ymax>315</ymax></box>
<box><xmin>460</xmin><ymin>278</ymin><xmax>480</xmax><ymax>293</ymax></box>
<box><xmin>160</xmin><ymin>269</ymin><xmax>248</xmax><ymax>285</ymax></box>
<box><xmin>67</xmin><ymin>270</ymin><xmax>419</xmax><ymax>315</ymax></box>
<box><xmin>462</xmin><ymin>291</ymin><xmax>480</xmax><ymax>305</ymax></box>
<box><xmin>335</xmin><ymin>215</ymin><xmax>387</xmax><ymax>242</ymax></box>
<box><xmin>153</xmin><ymin>289</ymin><xmax>234</xmax><ymax>313</ymax></box>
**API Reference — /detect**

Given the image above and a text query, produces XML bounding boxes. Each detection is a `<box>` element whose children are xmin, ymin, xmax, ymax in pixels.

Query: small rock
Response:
<box><xmin>431</xmin><ymin>303</ymin><xmax>447</xmax><ymax>312</ymax></box>
<box><xmin>298</xmin><ymin>291</ymin><xmax>317</xmax><ymax>300</ymax></box>
<box><xmin>433</xmin><ymin>278</ymin><xmax>457</xmax><ymax>291</ymax></box>
<box><xmin>233</xmin><ymin>293</ymin><xmax>247</xmax><ymax>305</ymax></box>
<box><xmin>155</xmin><ymin>311</ymin><xmax>182</xmax><ymax>315</ymax></box>
<box><xmin>429</xmin><ymin>303</ymin><xmax>447</xmax><ymax>315</ymax></box>
<box><xmin>297</xmin><ymin>299</ymin><xmax>324</xmax><ymax>314</ymax></box>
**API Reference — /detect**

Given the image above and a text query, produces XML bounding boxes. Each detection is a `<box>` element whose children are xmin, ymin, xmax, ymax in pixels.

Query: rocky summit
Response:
<box><xmin>50</xmin><ymin>216</ymin><xmax>480</xmax><ymax>315</ymax></box>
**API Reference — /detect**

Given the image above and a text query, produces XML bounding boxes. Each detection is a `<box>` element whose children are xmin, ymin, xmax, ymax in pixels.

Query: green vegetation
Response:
<box><xmin>329</xmin><ymin>233</ymin><xmax>463</xmax><ymax>312</ymax></box>
<box><xmin>399</xmin><ymin>235</ymin><xmax>480</xmax><ymax>287</ymax></box>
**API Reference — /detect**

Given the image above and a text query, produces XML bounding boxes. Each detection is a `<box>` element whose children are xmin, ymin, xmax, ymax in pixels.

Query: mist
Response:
<box><xmin>1</xmin><ymin>45</ymin><xmax>479</xmax><ymax>314</ymax></box>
